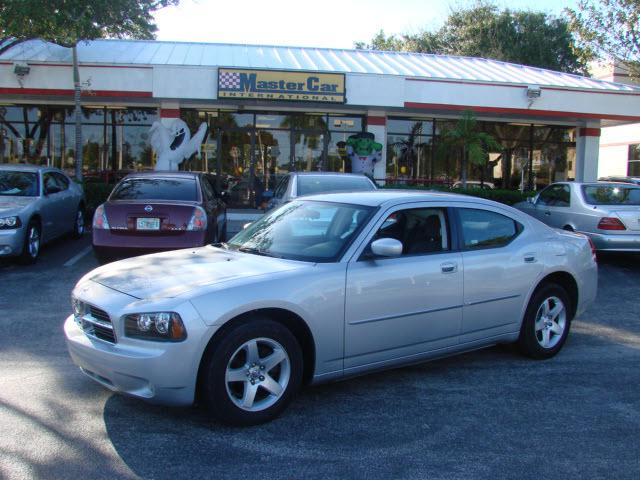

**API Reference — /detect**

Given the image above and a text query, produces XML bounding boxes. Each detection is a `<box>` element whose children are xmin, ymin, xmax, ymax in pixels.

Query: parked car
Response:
<box><xmin>92</xmin><ymin>171</ymin><xmax>227</xmax><ymax>263</ymax></box>
<box><xmin>452</xmin><ymin>180</ymin><xmax>495</xmax><ymax>189</ymax></box>
<box><xmin>514</xmin><ymin>181</ymin><xmax>640</xmax><ymax>252</ymax></box>
<box><xmin>66</xmin><ymin>190</ymin><xmax>597</xmax><ymax>425</ymax></box>
<box><xmin>267</xmin><ymin>172</ymin><xmax>377</xmax><ymax>210</ymax></box>
<box><xmin>0</xmin><ymin>164</ymin><xmax>85</xmax><ymax>264</ymax></box>
<box><xmin>598</xmin><ymin>176</ymin><xmax>640</xmax><ymax>186</ymax></box>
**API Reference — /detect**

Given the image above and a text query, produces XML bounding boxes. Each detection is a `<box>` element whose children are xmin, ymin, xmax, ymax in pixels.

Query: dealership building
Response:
<box><xmin>2</xmin><ymin>39</ymin><xmax>640</xmax><ymax>207</ymax></box>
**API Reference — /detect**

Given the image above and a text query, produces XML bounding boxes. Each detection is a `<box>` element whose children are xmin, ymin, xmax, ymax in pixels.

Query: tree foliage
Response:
<box><xmin>566</xmin><ymin>0</ymin><xmax>640</xmax><ymax>78</ymax></box>
<box><xmin>356</xmin><ymin>2</ymin><xmax>591</xmax><ymax>74</ymax></box>
<box><xmin>437</xmin><ymin>111</ymin><xmax>502</xmax><ymax>188</ymax></box>
<box><xmin>0</xmin><ymin>0</ymin><xmax>178</xmax><ymax>53</ymax></box>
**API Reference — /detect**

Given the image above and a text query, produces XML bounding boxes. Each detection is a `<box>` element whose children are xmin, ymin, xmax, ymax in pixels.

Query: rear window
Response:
<box><xmin>581</xmin><ymin>185</ymin><xmax>640</xmax><ymax>205</ymax></box>
<box><xmin>297</xmin><ymin>175</ymin><xmax>375</xmax><ymax>196</ymax></box>
<box><xmin>110</xmin><ymin>177</ymin><xmax>198</xmax><ymax>201</ymax></box>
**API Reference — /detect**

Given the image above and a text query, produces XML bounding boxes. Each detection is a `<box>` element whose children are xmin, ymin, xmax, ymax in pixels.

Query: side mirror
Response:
<box><xmin>370</xmin><ymin>238</ymin><xmax>403</xmax><ymax>258</ymax></box>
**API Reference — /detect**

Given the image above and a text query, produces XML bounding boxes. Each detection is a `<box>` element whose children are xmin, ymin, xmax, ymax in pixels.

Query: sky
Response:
<box><xmin>154</xmin><ymin>0</ymin><xmax>580</xmax><ymax>49</ymax></box>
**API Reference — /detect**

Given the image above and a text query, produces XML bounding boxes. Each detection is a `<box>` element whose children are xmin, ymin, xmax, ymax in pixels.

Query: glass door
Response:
<box><xmin>220</xmin><ymin>129</ymin><xmax>255</xmax><ymax>208</ymax></box>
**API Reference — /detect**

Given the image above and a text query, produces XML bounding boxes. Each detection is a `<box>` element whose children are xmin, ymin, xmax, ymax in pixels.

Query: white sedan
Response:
<box><xmin>65</xmin><ymin>190</ymin><xmax>597</xmax><ymax>425</ymax></box>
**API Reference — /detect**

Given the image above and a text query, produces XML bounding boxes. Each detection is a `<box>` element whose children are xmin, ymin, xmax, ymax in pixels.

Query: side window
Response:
<box><xmin>374</xmin><ymin>207</ymin><xmax>450</xmax><ymax>255</ymax></box>
<box><xmin>274</xmin><ymin>175</ymin><xmax>289</xmax><ymax>199</ymax></box>
<box><xmin>538</xmin><ymin>184</ymin><xmax>570</xmax><ymax>207</ymax></box>
<box><xmin>52</xmin><ymin>172</ymin><xmax>70</xmax><ymax>190</ymax></box>
<box><xmin>200</xmin><ymin>176</ymin><xmax>215</xmax><ymax>202</ymax></box>
<box><xmin>459</xmin><ymin>208</ymin><xmax>521</xmax><ymax>250</ymax></box>
<box><xmin>43</xmin><ymin>173</ymin><xmax>58</xmax><ymax>193</ymax></box>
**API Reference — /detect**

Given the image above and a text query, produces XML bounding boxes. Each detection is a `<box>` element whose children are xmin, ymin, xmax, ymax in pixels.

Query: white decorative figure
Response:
<box><xmin>149</xmin><ymin>119</ymin><xmax>208</xmax><ymax>171</ymax></box>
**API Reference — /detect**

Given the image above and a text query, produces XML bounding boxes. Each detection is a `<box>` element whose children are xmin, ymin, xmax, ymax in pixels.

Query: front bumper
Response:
<box><xmin>0</xmin><ymin>227</ymin><xmax>25</xmax><ymax>257</ymax></box>
<box><xmin>585</xmin><ymin>231</ymin><xmax>640</xmax><ymax>252</ymax></box>
<box><xmin>64</xmin><ymin>282</ymin><xmax>216</xmax><ymax>406</ymax></box>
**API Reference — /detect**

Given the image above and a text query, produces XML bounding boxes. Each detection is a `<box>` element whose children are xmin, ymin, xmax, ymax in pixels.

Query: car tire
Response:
<box><xmin>18</xmin><ymin>220</ymin><xmax>41</xmax><ymax>265</ymax></box>
<box><xmin>72</xmin><ymin>206</ymin><xmax>85</xmax><ymax>239</ymax></box>
<box><xmin>517</xmin><ymin>283</ymin><xmax>572</xmax><ymax>359</ymax></box>
<box><xmin>201</xmin><ymin>317</ymin><xmax>303</xmax><ymax>426</ymax></box>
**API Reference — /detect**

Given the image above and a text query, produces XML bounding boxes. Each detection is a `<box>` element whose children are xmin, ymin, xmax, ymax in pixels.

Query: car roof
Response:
<box><xmin>299</xmin><ymin>189</ymin><xmax>495</xmax><ymax>207</ymax></box>
<box><xmin>0</xmin><ymin>163</ymin><xmax>49</xmax><ymax>173</ymax></box>
<box><xmin>122</xmin><ymin>171</ymin><xmax>200</xmax><ymax>180</ymax></box>
<box><xmin>291</xmin><ymin>172</ymin><xmax>372</xmax><ymax>178</ymax></box>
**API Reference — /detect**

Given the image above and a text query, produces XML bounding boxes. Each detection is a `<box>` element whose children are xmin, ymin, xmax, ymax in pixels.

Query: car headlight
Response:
<box><xmin>123</xmin><ymin>312</ymin><xmax>187</xmax><ymax>342</ymax></box>
<box><xmin>72</xmin><ymin>297</ymin><xmax>86</xmax><ymax>318</ymax></box>
<box><xmin>0</xmin><ymin>216</ymin><xmax>21</xmax><ymax>229</ymax></box>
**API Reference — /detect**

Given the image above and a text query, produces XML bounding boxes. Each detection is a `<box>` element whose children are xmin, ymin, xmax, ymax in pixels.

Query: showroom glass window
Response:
<box><xmin>0</xmin><ymin>105</ymin><xmax>157</xmax><ymax>174</ymax></box>
<box><xmin>386</xmin><ymin>118</ymin><xmax>435</xmax><ymax>183</ymax></box>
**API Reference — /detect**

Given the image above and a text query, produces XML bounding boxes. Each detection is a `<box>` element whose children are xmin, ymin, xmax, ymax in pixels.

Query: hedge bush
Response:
<box><xmin>382</xmin><ymin>183</ymin><xmax>536</xmax><ymax>206</ymax></box>
<box><xmin>82</xmin><ymin>182</ymin><xmax>115</xmax><ymax>214</ymax></box>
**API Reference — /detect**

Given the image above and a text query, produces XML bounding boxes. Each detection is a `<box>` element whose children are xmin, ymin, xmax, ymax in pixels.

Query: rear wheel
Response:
<box><xmin>19</xmin><ymin>221</ymin><xmax>41</xmax><ymax>265</ymax></box>
<box><xmin>517</xmin><ymin>283</ymin><xmax>572</xmax><ymax>359</ymax></box>
<box><xmin>72</xmin><ymin>207</ymin><xmax>85</xmax><ymax>239</ymax></box>
<box><xmin>201</xmin><ymin>317</ymin><xmax>302</xmax><ymax>426</ymax></box>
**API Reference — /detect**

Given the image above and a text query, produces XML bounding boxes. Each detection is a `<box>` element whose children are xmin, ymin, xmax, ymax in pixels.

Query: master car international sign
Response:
<box><xmin>218</xmin><ymin>69</ymin><xmax>346</xmax><ymax>103</ymax></box>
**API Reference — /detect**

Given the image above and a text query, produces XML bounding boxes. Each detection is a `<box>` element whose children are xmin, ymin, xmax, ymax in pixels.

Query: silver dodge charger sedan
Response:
<box><xmin>0</xmin><ymin>164</ymin><xmax>85</xmax><ymax>263</ymax></box>
<box><xmin>65</xmin><ymin>191</ymin><xmax>597</xmax><ymax>425</ymax></box>
<box><xmin>514</xmin><ymin>181</ymin><xmax>640</xmax><ymax>252</ymax></box>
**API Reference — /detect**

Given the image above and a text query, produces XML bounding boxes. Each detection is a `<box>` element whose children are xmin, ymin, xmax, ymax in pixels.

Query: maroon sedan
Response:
<box><xmin>92</xmin><ymin>172</ymin><xmax>227</xmax><ymax>263</ymax></box>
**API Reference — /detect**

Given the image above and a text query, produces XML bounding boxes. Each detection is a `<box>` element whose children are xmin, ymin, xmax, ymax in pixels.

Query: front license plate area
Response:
<box><xmin>136</xmin><ymin>217</ymin><xmax>160</xmax><ymax>230</ymax></box>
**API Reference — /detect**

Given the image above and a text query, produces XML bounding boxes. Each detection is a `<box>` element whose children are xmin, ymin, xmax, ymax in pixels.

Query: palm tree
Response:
<box><xmin>437</xmin><ymin>110</ymin><xmax>502</xmax><ymax>188</ymax></box>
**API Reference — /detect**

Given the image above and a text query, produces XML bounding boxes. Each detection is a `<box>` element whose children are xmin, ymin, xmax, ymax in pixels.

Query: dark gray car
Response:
<box><xmin>0</xmin><ymin>164</ymin><xmax>85</xmax><ymax>263</ymax></box>
<box><xmin>514</xmin><ymin>181</ymin><xmax>640</xmax><ymax>252</ymax></box>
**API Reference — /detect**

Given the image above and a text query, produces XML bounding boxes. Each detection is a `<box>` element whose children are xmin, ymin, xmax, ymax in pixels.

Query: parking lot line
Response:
<box><xmin>64</xmin><ymin>246</ymin><xmax>92</xmax><ymax>267</ymax></box>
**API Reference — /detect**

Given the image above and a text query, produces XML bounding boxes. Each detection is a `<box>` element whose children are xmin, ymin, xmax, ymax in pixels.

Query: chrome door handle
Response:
<box><xmin>524</xmin><ymin>255</ymin><xmax>536</xmax><ymax>263</ymax></box>
<box><xmin>441</xmin><ymin>262</ymin><xmax>457</xmax><ymax>273</ymax></box>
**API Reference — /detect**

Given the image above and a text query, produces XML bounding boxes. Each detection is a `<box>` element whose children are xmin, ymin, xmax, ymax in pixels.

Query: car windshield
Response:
<box><xmin>227</xmin><ymin>200</ymin><xmax>374</xmax><ymax>262</ymax></box>
<box><xmin>0</xmin><ymin>171</ymin><xmax>39</xmax><ymax>196</ymax></box>
<box><xmin>297</xmin><ymin>175</ymin><xmax>375</xmax><ymax>196</ymax></box>
<box><xmin>581</xmin><ymin>185</ymin><xmax>640</xmax><ymax>205</ymax></box>
<box><xmin>110</xmin><ymin>177</ymin><xmax>198</xmax><ymax>201</ymax></box>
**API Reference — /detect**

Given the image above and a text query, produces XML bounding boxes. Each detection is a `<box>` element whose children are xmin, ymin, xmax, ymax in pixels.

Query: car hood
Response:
<box><xmin>0</xmin><ymin>196</ymin><xmax>35</xmax><ymax>215</ymax></box>
<box><xmin>88</xmin><ymin>246</ymin><xmax>307</xmax><ymax>299</ymax></box>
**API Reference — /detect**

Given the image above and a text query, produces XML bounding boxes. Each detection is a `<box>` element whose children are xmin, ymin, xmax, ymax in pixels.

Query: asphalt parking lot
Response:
<box><xmin>1</xmin><ymin>236</ymin><xmax>639</xmax><ymax>480</ymax></box>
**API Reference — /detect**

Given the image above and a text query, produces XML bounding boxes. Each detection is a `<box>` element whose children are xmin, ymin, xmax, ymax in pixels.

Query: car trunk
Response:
<box><xmin>610</xmin><ymin>207</ymin><xmax>640</xmax><ymax>232</ymax></box>
<box><xmin>104</xmin><ymin>201</ymin><xmax>197</xmax><ymax>236</ymax></box>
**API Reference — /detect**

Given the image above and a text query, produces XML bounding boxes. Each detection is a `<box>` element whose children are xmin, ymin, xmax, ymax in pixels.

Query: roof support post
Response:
<box><xmin>367</xmin><ymin>113</ymin><xmax>387</xmax><ymax>185</ymax></box>
<box><xmin>575</xmin><ymin>122</ymin><xmax>601</xmax><ymax>182</ymax></box>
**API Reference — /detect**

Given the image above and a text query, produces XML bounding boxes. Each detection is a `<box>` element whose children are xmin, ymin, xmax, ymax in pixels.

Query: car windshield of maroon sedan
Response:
<box><xmin>297</xmin><ymin>175</ymin><xmax>375</xmax><ymax>196</ymax></box>
<box><xmin>226</xmin><ymin>200</ymin><xmax>373</xmax><ymax>262</ymax></box>
<box><xmin>582</xmin><ymin>185</ymin><xmax>640</xmax><ymax>205</ymax></box>
<box><xmin>110</xmin><ymin>177</ymin><xmax>198</xmax><ymax>201</ymax></box>
<box><xmin>0</xmin><ymin>171</ymin><xmax>39</xmax><ymax>197</ymax></box>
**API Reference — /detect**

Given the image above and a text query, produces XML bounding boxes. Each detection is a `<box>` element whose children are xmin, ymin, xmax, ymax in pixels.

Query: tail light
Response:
<box><xmin>187</xmin><ymin>207</ymin><xmax>207</xmax><ymax>231</ymax></box>
<box><xmin>597</xmin><ymin>217</ymin><xmax>626</xmax><ymax>230</ymax></box>
<box><xmin>92</xmin><ymin>204</ymin><xmax>110</xmax><ymax>230</ymax></box>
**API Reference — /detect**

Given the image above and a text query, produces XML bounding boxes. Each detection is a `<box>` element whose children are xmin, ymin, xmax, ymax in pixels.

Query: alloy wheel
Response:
<box><xmin>225</xmin><ymin>337</ymin><xmax>291</xmax><ymax>412</ymax></box>
<box><xmin>534</xmin><ymin>296</ymin><xmax>566</xmax><ymax>349</ymax></box>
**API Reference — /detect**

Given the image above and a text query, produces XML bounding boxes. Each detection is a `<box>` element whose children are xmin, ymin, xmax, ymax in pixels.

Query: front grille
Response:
<box><xmin>89</xmin><ymin>306</ymin><xmax>110</xmax><ymax>323</ymax></box>
<box><xmin>80</xmin><ymin>305</ymin><xmax>117</xmax><ymax>344</ymax></box>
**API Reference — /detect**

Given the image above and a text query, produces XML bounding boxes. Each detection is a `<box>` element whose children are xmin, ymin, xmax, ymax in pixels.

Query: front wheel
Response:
<box><xmin>517</xmin><ymin>283</ymin><xmax>572</xmax><ymax>359</ymax></box>
<box><xmin>19</xmin><ymin>221</ymin><xmax>41</xmax><ymax>265</ymax></box>
<box><xmin>201</xmin><ymin>318</ymin><xmax>303</xmax><ymax>426</ymax></box>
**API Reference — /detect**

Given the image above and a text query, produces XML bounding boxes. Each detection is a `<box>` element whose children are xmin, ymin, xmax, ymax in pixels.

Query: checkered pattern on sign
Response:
<box><xmin>219</xmin><ymin>71</ymin><xmax>240</xmax><ymax>89</ymax></box>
